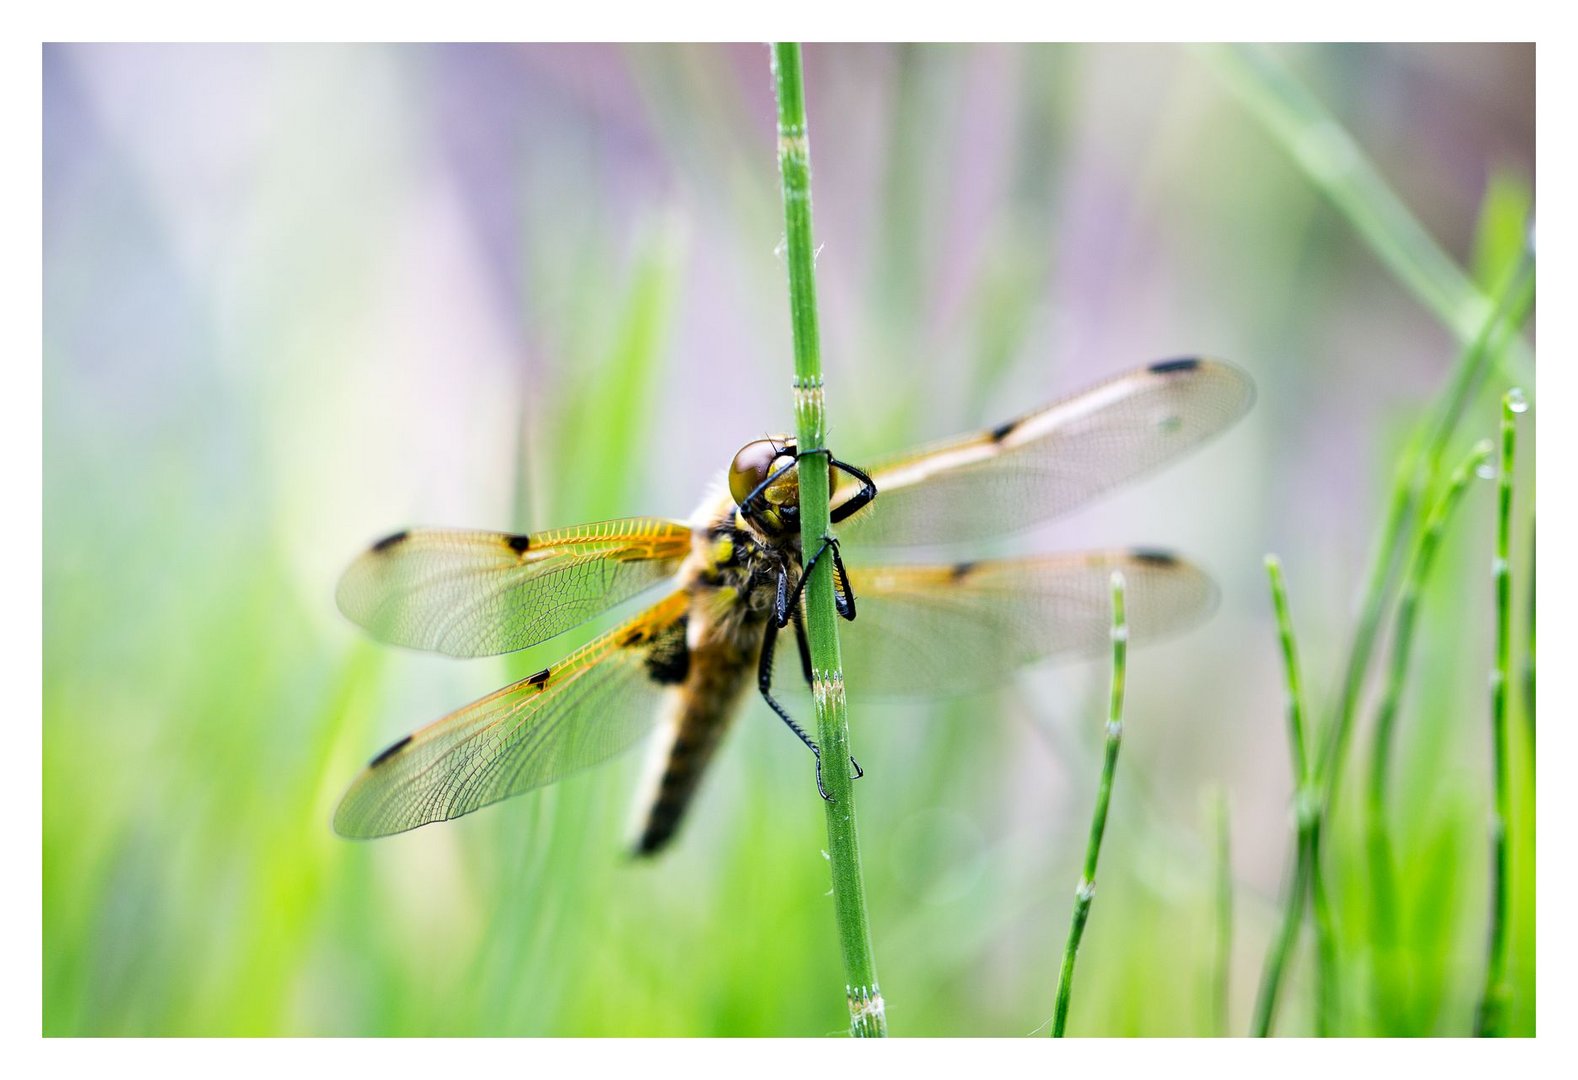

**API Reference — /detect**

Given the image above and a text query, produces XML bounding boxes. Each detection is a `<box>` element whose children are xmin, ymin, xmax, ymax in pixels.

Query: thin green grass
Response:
<box><xmin>1316</xmin><ymin>259</ymin><xmax>1533</xmax><ymax>793</ymax></box>
<box><xmin>1524</xmin><ymin>528</ymin><xmax>1535</xmax><ymax>753</ymax></box>
<box><xmin>1365</xmin><ymin>440</ymin><xmax>1494</xmax><ymax>1029</ymax></box>
<box><xmin>1252</xmin><ymin>555</ymin><xmax>1317</xmax><ymax>1037</ymax></box>
<box><xmin>1475</xmin><ymin>388</ymin><xmax>1526</xmax><ymax>1035</ymax></box>
<box><xmin>770</xmin><ymin>41</ymin><xmax>886</xmax><ymax>1039</ymax></box>
<box><xmin>1051</xmin><ymin>573</ymin><xmax>1128</xmax><ymax>1037</ymax></box>
<box><xmin>1297</xmin><ymin>250</ymin><xmax>1533</xmax><ymax>1033</ymax></box>
<box><xmin>1203</xmin><ymin>46</ymin><xmax>1537</xmax><ymax>1033</ymax></box>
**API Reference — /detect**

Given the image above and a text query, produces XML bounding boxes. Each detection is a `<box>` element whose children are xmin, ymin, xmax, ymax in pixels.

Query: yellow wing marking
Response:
<box><xmin>336</xmin><ymin>518</ymin><xmax>694</xmax><ymax>658</ymax></box>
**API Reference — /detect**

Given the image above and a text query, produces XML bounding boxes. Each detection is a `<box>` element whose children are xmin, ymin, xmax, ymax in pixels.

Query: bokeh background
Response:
<box><xmin>43</xmin><ymin>43</ymin><xmax>1535</xmax><ymax>1036</ymax></box>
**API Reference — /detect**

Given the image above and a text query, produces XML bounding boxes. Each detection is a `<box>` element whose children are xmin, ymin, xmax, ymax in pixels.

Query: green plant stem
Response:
<box><xmin>1365</xmin><ymin>441</ymin><xmax>1495</xmax><ymax>1030</ymax></box>
<box><xmin>1302</xmin><ymin>255</ymin><xmax>1533</xmax><ymax>1033</ymax></box>
<box><xmin>1252</xmin><ymin>555</ymin><xmax>1316</xmax><ymax>1037</ymax></box>
<box><xmin>1319</xmin><ymin>259</ymin><xmax>1533</xmax><ymax>812</ymax></box>
<box><xmin>1523</xmin><ymin>526</ymin><xmax>1535</xmax><ymax>753</ymax></box>
<box><xmin>769</xmin><ymin>42</ymin><xmax>885</xmax><ymax>1039</ymax></box>
<box><xmin>1476</xmin><ymin>390</ymin><xmax>1524</xmax><ymax>1036</ymax></box>
<box><xmin>1306</xmin><ymin>831</ymin><xmax>1338</xmax><ymax>1034</ymax></box>
<box><xmin>1052</xmin><ymin>573</ymin><xmax>1127</xmax><ymax>1037</ymax></box>
<box><xmin>1203</xmin><ymin>68</ymin><xmax>1537</xmax><ymax>1035</ymax></box>
<box><xmin>1212</xmin><ymin>788</ymin><xmax>1233</xmax><ymax>1038</ymax></box>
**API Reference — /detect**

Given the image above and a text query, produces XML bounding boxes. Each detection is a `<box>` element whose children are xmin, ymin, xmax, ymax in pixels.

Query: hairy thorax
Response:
<box><xmin>679</xmin><ymin>489</ymin><xmax>801</xmax><ymax>650</ymax></box>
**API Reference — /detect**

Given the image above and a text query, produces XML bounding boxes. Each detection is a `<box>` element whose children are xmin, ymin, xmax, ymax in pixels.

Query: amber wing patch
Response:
<box><xmin>336</xmin><ymin>518</ymin><xmax>693</xmax><ymax>658</ymax></box>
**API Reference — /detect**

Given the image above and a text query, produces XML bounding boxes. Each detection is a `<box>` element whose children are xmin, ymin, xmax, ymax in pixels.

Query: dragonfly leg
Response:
<box><xmin>759</xmin><ymin>616</ymin><xmax>833</xmax><ymax>801</ymax></box>
<box><xmin>828</xmin><ymin>457</ymin><xmax>878</xmax><ymax>524</ymax></box>
<box><xmin>769</xmin><ymin>570</ymin><xmax>864</xmax><ymax>788</ymax></box>
<box><xmin>778</xmin><ymin>535</ymin><xmax>855</xmax><ymax>625</ymax></box>
<box><xmin>825</xmin><ymin>535</ymin><xmax>855</xmax><ymax>621</ymax></box>
<box><xmin>790</xmin><ymin>447</ymin><xmax>877</xmax><ymax>525</ymax></box>
<box><xmin>790</xmin><ymin>606</ymin><xmax>814</xmax><ymax>687</ymax></box>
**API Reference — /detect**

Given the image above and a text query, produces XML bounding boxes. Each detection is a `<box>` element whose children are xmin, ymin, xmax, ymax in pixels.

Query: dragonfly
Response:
<box><xmin>333</xmin><ymin>357</ymin><xmax>1254</xmax><ymax>853</ymax></box>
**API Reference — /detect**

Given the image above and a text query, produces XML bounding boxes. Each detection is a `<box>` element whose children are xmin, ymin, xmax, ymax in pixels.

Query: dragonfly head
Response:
<box><xmin>729</xmin><ymin>435</ymin><xmax>802</xmax><ymax>535</ymax></box>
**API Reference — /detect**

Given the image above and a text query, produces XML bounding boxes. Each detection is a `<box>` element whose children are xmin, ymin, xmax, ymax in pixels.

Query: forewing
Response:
<box><xmin>784</xmin><ymin>551</ymin><xmax>1216</xmax><ymax>699</ymax></box>
<box><xmin>336</xmin><ymin>518</ymin><xmax>693</xmax><ymax>657</ymax></box>
<box><xmin>831</xmin><ymin>359</ymin><xmax>1253</xmax><ymax>546</ymax></box>
<box><xmin>334</xmin><ymin>591</ymin><xmax>691</xmax><ymax>838</ymax></box>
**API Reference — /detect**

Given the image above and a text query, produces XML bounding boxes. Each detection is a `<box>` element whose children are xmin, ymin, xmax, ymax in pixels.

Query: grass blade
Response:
<box><xmin>1252</xmin><ymin>555</ymin><xmax>1317</xmax><ymax>1036</ymax></box>
<box><xmin>1365</xmin><ymin>440</ymin><xmax>1494</xmax><ymax>1030</ymax></box>
<box><xmin>1306</xmin><ymin>253</ymin><xmax>1533</xmax><ymax>1032</ymax></box>
<box><xmin>1475</xmin><ymin>388</ymin><xmax>1526</xmax><ymax>1035</ymax></box>
<box><xmin>1051</xmin><ymin>573</ymin><xmax>1128</xmax><ymax>1037</ymax></box>
<box><xmin>1524</xmin><ymin>527</ymin><xmax>1535</xmax><ymax>753</ymax></box>
<box><xmin>1319</xmin><ymin>256</ymin><xmax>1533</xmax><ymax>810</ymax></box>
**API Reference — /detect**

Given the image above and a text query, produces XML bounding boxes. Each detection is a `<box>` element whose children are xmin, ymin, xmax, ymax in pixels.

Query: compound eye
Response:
<box><xmin>728</xmin><ymin>437</ymin><xmax>795</xmax><ymax>509</ymax></box>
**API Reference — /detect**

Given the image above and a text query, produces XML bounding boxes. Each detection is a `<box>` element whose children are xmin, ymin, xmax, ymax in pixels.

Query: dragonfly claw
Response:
<box><xmin>812</xmin><ymin>746</ymin><xmax>834</xmax><ymax>802</ymax></box>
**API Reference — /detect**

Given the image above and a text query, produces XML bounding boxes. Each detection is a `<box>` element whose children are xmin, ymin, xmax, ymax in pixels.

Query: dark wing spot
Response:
<box><xmin>1130</xmin><ymin>548</ymin><xmax>1179</xmax><ymax>566</ymax></box>
<box><xmin>622</xmin><ymin>627</ymin><xmax>647</xmax><ymax>647</ymax></box>
<box><xmin>506</xmin><ymin>534</ymin><xmax>531</xmax><ymax>554</ymax></box>
<box><xmin>989</xmin><ymin>418</ymin><xmax>1018</xmax><ymax>442</ymax></box>
<box><xmin>1148</xmin><ymin>357</ymin><xmax>1201</xmax><ymax>375</ymax></box>
<box><xmin>526</xmin><ymin>667</ymin><xmax>552</xmax><ymax>688</ymax></box>
<box><xmin>644</xmin><ymin>616</ymin><xmax>690</xmax><ymax>685</ymax></box>
<box><xmin>950</xmin><ymin>561</ymin><xmax>976</xmax><ymax>581</ymax></box>
<box><xmin>371</xmin><ymin>529</ymin><xmax>409</xmax><ymax>553</ymax></box>
<box><xmin>369</xmin><ymin>733</ymin><xmax>414</xmax><ymax>767</ymax></box>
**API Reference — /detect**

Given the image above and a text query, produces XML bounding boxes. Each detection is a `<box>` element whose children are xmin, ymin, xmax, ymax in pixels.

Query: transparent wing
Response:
<box><xmin>335</xmin><ymin>592</ymin><xmax>691</xmax><ymax>838</ymax></box>
<box><xmin>336</xmin><ymin>518</ymin><xmax>693</xmax><ymax>658</ymax></box>
<box><xmin>831</xmin><ymin>359</ymin><xmax>1254</xmax><ymax>547</ymax></box>
<box><xmin>780</xmin><ymin>551</ymin><xmax>1217</xmax><ymax>699</ymax></box>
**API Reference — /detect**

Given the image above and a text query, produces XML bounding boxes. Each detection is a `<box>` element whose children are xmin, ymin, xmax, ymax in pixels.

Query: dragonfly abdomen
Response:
<box><xmin>632</xmin><ymin>616</ymin><xmax>758</xmax><ymax>856</ymax></box>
